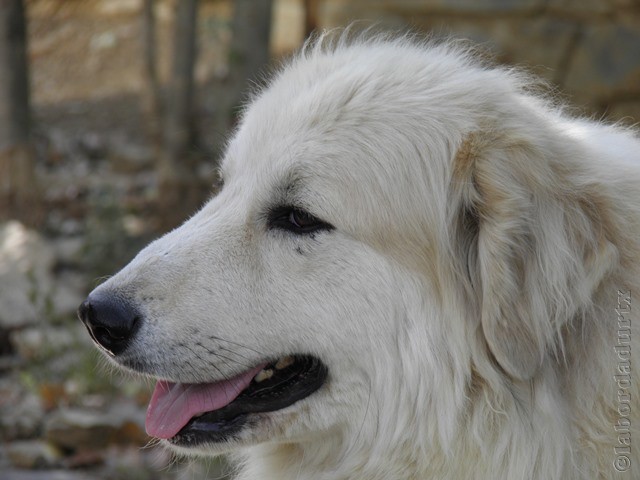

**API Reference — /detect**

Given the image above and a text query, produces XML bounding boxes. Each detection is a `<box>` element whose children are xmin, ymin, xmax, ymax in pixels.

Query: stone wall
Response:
<box><xmin>30</xmin><ymin>0</ymin><xmax>640</xmax><ymax>125</ymax></box>
<box><xmin>300</xmin><ymin>0</ymin><xmax>640</xmax><ymax>123</ymax></box>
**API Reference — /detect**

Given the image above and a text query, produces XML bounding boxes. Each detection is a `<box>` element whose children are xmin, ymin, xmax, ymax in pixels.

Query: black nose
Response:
<box><xmin>78</xmin><ymin>292</ymin><xmax>141</xmax><ymax>356</ymax></box>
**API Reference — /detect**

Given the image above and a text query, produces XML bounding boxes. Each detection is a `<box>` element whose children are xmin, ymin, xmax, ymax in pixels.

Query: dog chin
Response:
<box><xmin>159</xmin><ymin>425</ymin><xmax>259</xmax><ymax>457</ymax></box>
<box><xmin>158</xmin><ymin>406</ymin><xmax>321</xmax><ymax>458</ymax></box>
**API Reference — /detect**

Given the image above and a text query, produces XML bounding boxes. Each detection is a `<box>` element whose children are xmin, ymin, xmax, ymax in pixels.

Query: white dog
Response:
<box><xmin>79</xmin><ymin>35</ymin><xmax>639</xmax><ymax>479</ymax></box>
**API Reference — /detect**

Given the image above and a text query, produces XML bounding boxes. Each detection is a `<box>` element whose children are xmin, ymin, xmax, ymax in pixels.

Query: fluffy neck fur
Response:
<box><xmin>236</xmin><ymin>281</ymin><xmax>638</xmax><ymax>480</ymax></box>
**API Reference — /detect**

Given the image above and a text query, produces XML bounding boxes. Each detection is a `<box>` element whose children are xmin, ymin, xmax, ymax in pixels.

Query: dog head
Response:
<box><xmin>79</xmin><ymin>37</ymin><xmax>620</xmax><ymax>457</ymax></box>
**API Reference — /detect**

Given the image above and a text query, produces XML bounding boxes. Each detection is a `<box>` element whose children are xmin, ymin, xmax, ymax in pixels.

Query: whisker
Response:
<box><xmin>211</xmin><ymin>351</ymin><xmax>254</xmax><ymax>370</ymax></box>
<box><xmin>183</xmin><ymin>345</ymin><xmax>240</xmax><ymax>400</ymax></box>
<box><xmin>211</xmin><ymin>351</ymin><xmax>234</xmax><ymax>374</ymax></box>
<box><xmin>217</xmin><ymin>345</ymin><xmax>253</xmax><ymax>362</ymax></box>
<box><xmin>208</xmin><ymin>335</ymin><xmax>264</xmax><ymax>356</ymax></box>
<box><xmin>194</xmin><ymin>341</ymin><xmax>256</xmax><ymax>369</ymax></box>
<box><xmin>182</xmin><ymin>343</ymin><xmax>233</xmax><ymax>387</ymax></box>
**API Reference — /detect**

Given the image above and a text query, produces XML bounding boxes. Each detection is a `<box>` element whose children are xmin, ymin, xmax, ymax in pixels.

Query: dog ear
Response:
<box><xmin>451</xmin><ymin>132</ymin><xmax>617</xmax><ymax>381</ymax></box>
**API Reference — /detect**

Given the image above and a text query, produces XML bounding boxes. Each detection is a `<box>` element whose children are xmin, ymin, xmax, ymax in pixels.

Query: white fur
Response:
<box><xmin>92</xmin><ymin>35</ymin><xmax>640</xmax><ymax>479</ymax></box>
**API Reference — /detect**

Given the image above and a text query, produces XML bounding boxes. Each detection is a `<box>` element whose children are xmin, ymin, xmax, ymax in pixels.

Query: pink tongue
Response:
<box><xmin>146</xmin><ymin>364</ymin><xmax>266</xmax><ymax>439</ymax></box>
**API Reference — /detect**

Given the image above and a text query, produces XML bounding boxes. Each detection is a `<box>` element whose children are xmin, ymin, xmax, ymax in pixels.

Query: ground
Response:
<box><xmin>1</xmin><ymin>1</ymin><xmax>235</xmax><ymax>478</ymax></box>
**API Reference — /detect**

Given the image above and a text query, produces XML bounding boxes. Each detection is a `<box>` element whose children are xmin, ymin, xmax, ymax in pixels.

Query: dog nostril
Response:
<box><xmin>77</xmin><ymin>294</ymin><xmax>141</xmax><ymax>356</ymax></box>
<box><xmin>96</xmin><ymin>326</ymin><xmax>124</xmax><ymax>340</ymax></box>
<box><xmin>92</xmin><ymin>325</ymin><xmax>128</xmax><ymax>352</ymax></box>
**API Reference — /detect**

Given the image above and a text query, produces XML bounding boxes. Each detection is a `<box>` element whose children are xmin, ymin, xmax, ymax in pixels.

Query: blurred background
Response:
<box><xmin>0</xmin><ymin>0</ymin><xmax>639</xmax><ymax>479</ymax></box>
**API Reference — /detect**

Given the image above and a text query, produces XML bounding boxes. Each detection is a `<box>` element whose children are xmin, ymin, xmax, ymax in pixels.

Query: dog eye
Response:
<box><xmin>269</xmin><ymin>207</ymin><xmax>333</xmax><ymax>235</ymax></box>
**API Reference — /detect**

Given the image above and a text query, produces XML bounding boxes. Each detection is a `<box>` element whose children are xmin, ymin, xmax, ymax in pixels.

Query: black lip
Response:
<box><xmin>169</xmin><ymin>356</ymin><xmax>328</xmax><ymax>447</ymax></box>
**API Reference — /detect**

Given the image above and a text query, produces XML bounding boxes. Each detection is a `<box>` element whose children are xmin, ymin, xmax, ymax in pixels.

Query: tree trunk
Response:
<box><xmin>226</xmin><ymin>0</ymin><xmax>273</xmax><ymax>124</ymax></box>
<box><xmin>0</xmin><ymin>0</ymin><xmax>39</xmax><ymax>224</ymax></box>
<box><xmin>303</xmin><ymin>0</ymin><xmax>319</xmax><ymax>40</ymax></box>
<box><xmin>141</xmin><ymin>0</ymin><xmax>162</xmax><ymax>145</ymax></box>
<box><xmin>157</xmin><ymin>0</ymin><xmax>202</xmax><ymax>230</ymax></box>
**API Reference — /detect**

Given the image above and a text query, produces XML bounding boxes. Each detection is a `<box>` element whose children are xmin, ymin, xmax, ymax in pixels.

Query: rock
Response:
<box><xmin>0</xmin><ymin>470</ymin><xmax>96</xmax><ymax>480</ymax></box>
<box><xmin>10</xmin><ymin>327</ymin><xmax>76</xmax><ymax>361</ymax></box>
<box><xmin>5</xmin><ymin>440</ymin><xmax>62</xmax><ymax>469</ymax></box>
<box><xmin>39</xmin><ymin>383</ymin><xmax>68</xmax><ymax>412</ymax></box>
<box><xmin>45</xmin><ymin>129</ymin><xmax>75</xmax><ymax>164</ymax></box>
<box><xmin>565</xmin><ymin>21</ymin><xmax>640</xmax><ymax>95</ymax></box>
<box><xmin>45</xmin><ymin>409</ymin><xmax>119</xmax><ymax>451</ymax></box>
<box><xmin>78</xmin><ymin>132</ymin><xmax>107</xmax><ymax>160</ymax></box>
<box><xmin>52</xmin><ymin>237</ymin><xmax>84</xmax><ymax>267</ymax></box>
<box><xmin>44</xmin><ymin>403</ymin><xmax>146</xmax><ymax>451</ymax></box>
<box><xmin>0</xmin><ymin>222</ymin><xmax>86</xmax><ymax>332</ymax></box>
<box><xmin>90</xmin><ymin>31</ymin><xmax>117</xmax><ymax>51</ymax></box>
<box><xmin>0</xmin><ymin>392</ymin><xmax>45</xmax><ymax>441</ymax></box>
<box><xmin>0</xmin><ymin>354</ymin><xmax>22</xmax><ymax>371</ymax></box>
<box><xmin>109</xmin><ymin>142</ymin><xmax>154</xmax><ymax>174</ymax></box>
<box><xmin>9</xmin><ymin>328</ymin><xmax>45</xmax><ymax>360</ymax></box>
<box><xmin>58</xmin><ymin>219</ymin><xmax>84</xmax><ymax>237</ymax></box>
<box><xmin>49</xmin><ymin>273</ymin><xmax>86</xmax><ymax>319</ymax></box>
<box><xmin>0</xmin><ymin>222</ymin><xmax>54</xmax><ymax>329</ymax></box>
<box><xmin>63</xmin><ymin>449</ymin><xmax>105</xmax><ymax>469</ymax></box>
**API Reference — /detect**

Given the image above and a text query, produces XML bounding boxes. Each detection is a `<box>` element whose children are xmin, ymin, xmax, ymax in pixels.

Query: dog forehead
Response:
<box><xmin>225</xmin><ymin>41</ymin><xmax>485</xmax><ymax>171</ymax></box>
<box><xmin>220</xmin><ymin>40</ymin><xmax>489</xmax><ymax>227</ymax></box>
<box><xmin>221</xmin><ymin>103</ymin><xmax>366</xmax><ymax>202</ymax></box>
<box><xmin>225</xmin><ymin>56</ymin><xmax>419</xmax><ymax>182</ymax></box>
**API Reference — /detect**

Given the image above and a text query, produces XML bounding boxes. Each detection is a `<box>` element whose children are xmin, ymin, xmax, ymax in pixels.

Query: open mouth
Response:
<box><xmin>145</xmin><ymin>355</ymin><xmax>328</xmax><ymax>447</ymax></box>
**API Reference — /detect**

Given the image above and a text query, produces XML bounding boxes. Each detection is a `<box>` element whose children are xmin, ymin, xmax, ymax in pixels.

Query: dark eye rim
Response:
<box><xmin>268</xmin><ymin>206</ymin><xmax>334</xmax><ymax>235</ymax></box>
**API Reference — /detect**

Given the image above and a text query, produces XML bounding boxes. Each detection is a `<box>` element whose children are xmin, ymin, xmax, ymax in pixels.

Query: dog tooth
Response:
<box><xmin>254</xmin><ymin>369</ymin><xmax>274</xmax><ymax>383</ymax></box>
<box><xmin>275</xmin><ymin>356</ymin><xmax>294</xmax><ymax>370</ymax></box>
